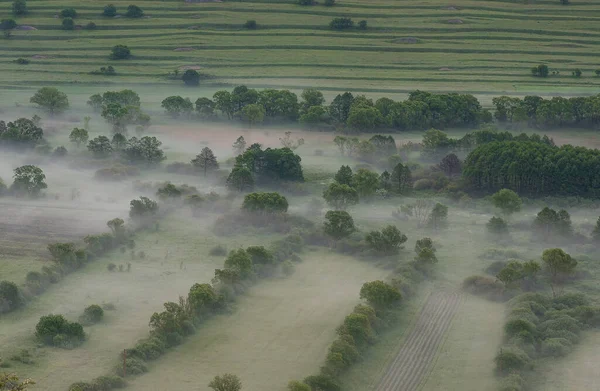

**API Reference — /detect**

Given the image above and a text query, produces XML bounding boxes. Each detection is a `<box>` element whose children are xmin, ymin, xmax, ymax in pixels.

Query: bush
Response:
<box><xmin>121</xmin><ymin>357</ymin><xmax>147</xmax><ymax>375</ymax></box>
<box><xmin>125</xmin><ymin>5</ymin><xmax>143</xmax><ymax>18</ymax></box>
<box><xmin>499</xmin><ymin>373</ymin><xmax>523</xmax><ymax>391</ymax></box>
<box><xmin>128</xmin><ymin>336</ymin><xmax>167</xmax><ymax>360</ymax></box>
<box><xmin>244</xmin><ymin>20</ymin><xmax>257</xmax><ymax>29</ymax></box>
<box><xmin>494</xmin><ymin>347</ymin><xmax>530</xmax><ymax>373</ymax></box>
<box><xmin>330</xmin><ymin>17</ymin><xmax>353</xmax><ymax>29</ymax></box>
<box><xmin>209</xmin><ymin>245</ymin><xmax>227</xmax><ymax>256</ymax></box>
<box><xmin>298</xmin><ymin>0</ymin><xmax>313</xmax><ymax>5</ymax></box>
<box><xmin>541</xmin><ymin>338</ymin><xmax>572</xmax><ymax>357</ymax></box>
<box><xmin>85</xmin><ymin>22</ymin><xmax>96</xmax><ymax>30</ymax></box>
<box><xmin>539</xmin><ymin>315</ymin><xmax>581</xmax><ymax>335</ymax></box>
<box><xmin>504</xmin><ymin>318</ymin><xmax>536</xmax><ymax>338</ymax></box>
<box><xmin>103</xmin><ymin>4</ymin><xmax>117</xmax><ymax>17</ymax></box>
<box><xmin>60</xmin><ymin>8</ymin><xmax>78</xmax><ymax>18</ymax></box>
<box><xmin>0</xmin><ymin>280</ymin><xmax>22</xmax><ymax>313</ymax></box>
<box><xmin>111</xmin><ymin>45</ymin><xmax>131</xmax><ymax>60</ymax></box>
<box><xmin>552</xmin><ymin>293</ymin><xmax>588</xmax><ymax>308</ymax></box>
<box><xmin>182</xmin><ymin>69</ymin><xmax>200</xmax><ymax>86</ymax></box>
<box><xmin>15</xmin><ymin>58</ymin><xmax>30</xmax><ymax>64</ymax></box>
<box><xmin>462</xmin><ymin>275</ymin><xmax>504</xmax><ymax>300</ymax></box>
<box><xmin>281</xmin><ymin>260</ymin><xmax>295</xmax><ymax>276</ymax></box>
<box><xmin>62</xmin><ymin>17</ymin><xmax>75</xmax><ymax>30</ymax></box>
<box><xmin>358</xmin><ymin>20</ymin><xmax>367</xmax><ymax>29</ymax></box>
<box><xmin>35</xmin><ymin>314</ymin><xmax>85</xmax><ymax>348</ymax></box>
<box><xmin>80</xmin><ymin>304</ymin><xmax>104</xmax><ymax>324</ymax></box>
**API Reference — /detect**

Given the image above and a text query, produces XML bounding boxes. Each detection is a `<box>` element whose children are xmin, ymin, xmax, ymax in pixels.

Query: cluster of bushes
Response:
<box><xmin>71</xmin><ymin>236</ymin><xmax>304</xmax><ymax>389</ymax></box>
<box><xmin>91</xmin><ymin>66</ymin><xmax>116</xmax><ymax>76</ymax></box>
<box><xmin>35</xmin><ymin>314</ymin><xmax>85</xmax><ymax>349</ymax></box>
<box><xmin>329</xmin><ymin>17</ymin><xmax>366</xmax><ymax>30</ymax></box>
<box><xmin>494</xmin><ymin>292</ymin><xmax>600</xmax><ymax>391</ymax></box>
<box><xmin>493</xmin><ymin>94</ymin><xmax>600</xmax><ymax>129</ymax></box>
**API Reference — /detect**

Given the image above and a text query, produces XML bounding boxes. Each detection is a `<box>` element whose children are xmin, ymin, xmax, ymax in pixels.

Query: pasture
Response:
<box><xmin>2</xmin><ymin>0</ymin><xmax>600</xmax><ymax>95</ymax></box>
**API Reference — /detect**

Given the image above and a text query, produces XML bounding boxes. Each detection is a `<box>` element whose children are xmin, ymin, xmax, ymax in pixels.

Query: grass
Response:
<box><xmin>2</xmin><ymin>0</ymin><xmax>600</xmax><ymax>95</ymax></box>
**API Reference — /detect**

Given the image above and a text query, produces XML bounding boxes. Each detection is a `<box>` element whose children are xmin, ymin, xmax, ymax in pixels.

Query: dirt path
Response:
<box><xmin>375</xmin><ymin>291</ymin><xmax>462</xmax><ymax>391</ymax></box>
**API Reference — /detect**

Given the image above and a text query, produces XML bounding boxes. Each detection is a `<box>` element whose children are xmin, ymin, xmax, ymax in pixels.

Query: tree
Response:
<box><xmin>243</xmin><ymin>20</ymin><xmax>257</xmax><ymax>29</ymax></box>
<box><xmin>415</xmin><ymin>237</ymin><xmax>435</xmax><ymax>254</ymax></box>
<box><xmin>101</xmin><ymin>103</ymin><xmax>129</xmax><ymax>132</ymax></box>
<box><xmin>61</xmin><ymin>17</ymin><xmax>75</xmax><ymax>30</ymax></box>
<box><xmin>111</xmin><ymin>132</ymin><xmax>127</xmax><ymax>150</ymax></box>
<box><xmin>35</xmin><ymin>314</ymin><xmax>85</xmax><ymax>347</ymax></box>
<box><xmin>87</xmin><ymin>135</ymin><xmax>113</xmax><ymax>158</ymax></box>
<box><xmin>235</xmin><ymin>145</ymin><xmax>304</xmax><ymax>183</ymax></box>
<box><xmin>12</xmin><ymin>0</ymin><xmax>27</xmax><ymax>16</ymax></box>
<box><xmin>496</xmin><ymin>261</ymin><xmax>523</xmax><ymax>289</ymax></box>
<box><xmin>208</xmin><ymin>374</ymin><xmax>242</xmax><ymax>391</ymax></box>
<box><xmin>324</xmin><ymin>0</ymin><xmax>335</xmax><ymax>5</ymax></box>
<box><xmin>0</xmin><ymin>280</ymin><xmax>22</xmax><ymax>311</ymax></box>
<box><xmin>1</xmin><ymin>19</ymin><xmax>17</xmax><ymax>38</ymax></box>
<box><xmin>191</xmin><ymin>147</ymin><xmax>219</xmax><ymax>176</ymax></box>
<box><xmin>60</xmin><ymin>8</ymin><xmax>77</xmax><ymax>18</ymax></box>
<box><xmin>213</xmin><ymin>91</ymin><xmax>234</xmax><ymax>119</ymax></box>
<box><xmin>11</xmin><ymin>165</ymin><xmax>47</xmax><ymax>197</ymax></box>
<box><xmin>572</xmin><ymin>68</ymin><xmax>582</xmax><ymax>78</ymax></box>
<box><xmin>161</xmin><ymin>96</ymin><xmax>193</xmax><ymax>118</ymax></box>
<box><xmin>531</xmin><ymin>64</ymin><xmax>549</xmax><ymax>77</ymax></box>
<box><xmin>390</xmin><ymin>162</ymin><xmax>412</xmax><ymax>194</ymax></box>
<box><xmin>242</xmin><ymin>104</ymin><xmax>265</xmax><ymax>127</ymax></box>
<box><xmin>542</xmin><ymin>248</ymin><xmax>577</xmax><ymax>297</ymax></box>
<box><xmin>329</xmin><ymin>92</ymin><xmax>354</xmax><ymax>124</ymax></box>
<box><xmin>487</xmin><ymin>216</ymin><xmax>509</xmax><ymax>237</ymax></box>
<box><xmin>330</xmin><ymin>17</ymin><xmax>354</xmax><ymax>29</ymax></box>
<box><xmin>226</xmin><ymin>165</ymin><xmax>254</xmax><ymax>192</ymax></box>
<box><xmin>188</xmin><ymin>283</ymin><xmax>219</xmax><ymax>315</ymax></box>
<box><xmin>439</xmin><ymin>153</ymin><xmax>461</xmax><ymax>177</ymax></box>
<box><xmin>347</xmin><ymin>106</ymin><xmax>383</xmax><ymax>131</ymax></box>
<box><xmin>324</xmin><ymin>210</ymin><xmax>355</xmax><ymax>240</ymax></box>
<box><xmin>106</xmin><ymin>218</ymin><xmax>125</xmax><ymax>237</ymax></box>
<box><xmin>111</xmin><ymin>45</ymin><xmax>131</xmax><ymax>60</ymax></box>
<box><xmin>69</xmin><ymin>128</ymin><xmax>88</xmax><ymax>148</ymax></box>
<box><xmin>298</xmin><ymin>0</ymin><xmax>313</xmax><ymax>4</ymax></box>
<box><xmin>224</xmin><ymin>249</ymin><xmax>253</xmax><ymax>279</ymax></box>
<box><xmin>0</xmin><ymin>118</ymin><xmax>44</xmax><ymax>148</ymax></box>
<box><xmin>122</xmin><ymin>136</ymin><xmax>165</xmax><ymax>165</ymax></box>
<box><xmin>323</xmin><ymin>183</ymin><xmax>359</xmax><ymax>210</ymax></box>
<box><xmin>288</xmin><ymin>381</ymin><xmax>311</xmax><ymax>391</ymax></box>
<box><xmin>300</xmin><ymin>88</ymin><xmax>325</xmax><ymax>114</ymax></box>
<box><xmin>352</xmin><ymin>169</ymin><xmax>379</xmax><ymax>199</ymax></box>
<box><xmin>427</xmin><ymin>203</ymin><xmax>448</xmax><ymax>230</ymax></box>
<box><xmin>334</xmin><ymin>165</ymin><xmax>353</xmax><ymax>186</ymax></box>
<box><xmin>242</xmin><ymin>192</ymin><xmax>288</xmax><ymax>214</ymax></box>
<box><xmin>195</xmin><ymin>97</ymin><xmax>215</xmax><ymax>118</ymax></box>
<box><xmin>129</xmin><ymin>196</ymin><xmax>158</xmax><ymax>219</ymax></box>
<box><xmin>103</xmin><ymin>4</ymin><xmax>117</xmax><ymax>16</ymax></box>
<box><xmin>279</xmin><ymin>131</ymin><xmax>304</xmax><ymax>150</ymax></box>
<box><xmin>125</xmin><ymin>4</ymin><xmax>143</xmax><ymax>17</ymax></box>
<box><xmin>232</xmin><ymin>136</ymin><xmax>246</xmax><ymax>155</ymax></box>
<box><xmin>156</xmin><ymin>183</ymin><xmax>182</xmax><ymax>201</ymax></box>
<box><xmin>30</xmin><ymin>87</ymin><xmax>69</xmax><ymax>115</ymax></box>
<box><xmin>304</xmin><ymin>375</ymin><xmax>340</xmax><ymax>391</ymax></box>
<box><xmin>415</xmin><ymin>247</ymin><xmax>438</xmax><ymax>266</ymax></box>
<box><xmin>358</xmin><ymin>20</ymin><xmax>367</xmax><ymax>29</ymax></box>
<box><xmin>365</xmin><ymin>225</ymin><xmax>407</xmax><ymax>254</ymax></box>
<box><xmin>533</xmin><ymin>207</ymin><xmax>573</xmax><ymax>241</ymax></box>
<box><xmin>491</xmin><ymin>189</ymin><xmax>522</xmax><ymax>217</ymax></box>
<box><xmin>592</xmin><ymin>217</ymin><xmax>600</xmax><ymax>243</ymax></box>
<box><xmin>182</xmin><ymin>69</ymin><xmax>200</xmax><ymax>86</ymax></box>
<box><xmin>360</xmin><ymin>280</ymin><xmax>401</xmax><ymax>308</ymax></box>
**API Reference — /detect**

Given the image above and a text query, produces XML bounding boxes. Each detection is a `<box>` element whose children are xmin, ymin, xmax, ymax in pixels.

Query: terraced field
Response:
<box><xmin>2</xmin><ymin>0</ymin><xmax>600</xmax><ymax>94</ymax></box>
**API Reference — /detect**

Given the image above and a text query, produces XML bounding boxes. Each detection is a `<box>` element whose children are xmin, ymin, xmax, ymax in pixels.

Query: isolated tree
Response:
<box><xmin>60</xmin><ymin>8</ymin><xmax>77</xmax><ymax>18</ymax></box>
<box><xmin>103</xmin><ymin>4</ymin><xmax>117</xmax><ymax>16</ymax></box>
<box><xmin>243</xmin><ymin>20</ymin><xmax>257</xmax><ymax>29</ymax></box>
<box><xmin>224</xmin><ymin>249</ymin><xmax>253</xmax><ymax>279</ymax></box>
<box><xmin>30</xmin><ymin>87</ymin><xmax>69</xmax><ymax>115</ymax></box>
<box><xmin>161</xmin><ymin>96</ymin><xmax>193</xmax><ymax>118</ymax></box>
<box><xmin>334</xmin><ymin>165</ymin><xmax>353</xmax><ymax>186</ymax></box>
<box><xmin>0</xmin><ymin>280</ymin><xmax>22</xmax><ymax>311</ymax></box>
<box><xmin>182</xmin><ymin>69</ymin><xmax>200</xmax><ymax>86</ymax></box>
<box><xmin>491</xmin><ymin>189</ymin><xmax>522</xmax><ymax>217</ymax></box>
<box><xmin>438</xmin><ymin>153</ymin><xmax>461</xmax><ymax>177</ymax></box>
<box><xmin>487</xmin><ymin>216</ymin><xmax>509</xmax><ymax>236</ymax></box>
<box><xmin>542</xmin><ymin>248</ymin><xmax>577</xmax><ymax>297</ymax></box>
<box><xmin>427</xmin><ymin>203</ymin><xmax>448</xmax><ymax>230</ymax></box>
<box><xmin>352</xmin><ymin>169</ymin><xmax>379</xmax><ymax>199</ymax></box>
<box><xmin>111</xmin><ymin>132</ymin><xmax>127</xmax><ymax>150</ymax></box>
<box><xmin>61</xmin><ymin>17</ymin><xmax>75</xmax><ymax>30</ymax></box>
<box><xmin>365</xmin><ymin>225</ymin><xmax>407</xmax><ymax>254</ymax></box>
<box><xmin>415</xmin><ymin>247</ymin><xmax>438</xmax><ymax>267</ymax></box>
<box><xmin>414</xmin><ymin>237</ymin><xmax>435</xmax><ymax>254</ymax></box>
<box><xmin>226</xmin><ymin>164</ymin><xmax>254</xmax><ymax>192</ymax></box>
<box><xmin>390</xmin><ymin>162</ymin><xmax>412</xmax><ymax>194</ymax></box>
<box><xmin>12</xmin><ymin>0</ymin><xmax>28</xmax><ymax>15</ymax></box>
<box><xmin>323</xmin><ymin>183</ymin><xmax>359</xmax><ymax>210</ymax></box>
<box><xmin>324</xmin><ymin>210</ymin><xmax>355</xmax><ymax>240</ymax></box>
<box><xmin>1</xmin><ymin>18</ymin><xmax>17</xmax><ymax>38</ymax></box>
<box><xmin>129</xmin><ymin>196</ymin><xmax>159</xmax><ymax>219</ymax></box>
<box><xmin>111</xmin><ymin>45</ymin><xmax>131</xmax><ymax>60</ymax></box>
<box><xmin>125</xmin><ymin>4</ymin><xmax>143</xmax><ymax>17</ymax></box>
<box><xmin>242</xmin><ymin>192</ymin><xmax>288</xmax><ymax>214</ymax></box>
<box><xmin>531</xmin><ymin>64</ymin><xmax>549</xmax><ymax>77</ymax></box>
<box><xmin>208</xmin><ymin>374</ymin><xmax>242</xmax><ymax>391</ymax></box>
<box><xmin>242</xmin><ymin>104</ymin><xmax>265</xmax><ymax>127</ymax></box>
<box><xmin>87</xmin><ymin>135</ymin><xmax>113</xmax><ymax>158</ymax></box>
<box><xmin>106</xmin><ymin>217</ymin><xmax>125</xmax><ymax>237</ymax></box>
<box><xmin>358</xmin><ymin>20</ymin><xmax>367</xmax><ymax>29</ymax></box>
<box><xmin>191</xmin><ymin>147</ymin><xmax>219</xmax><ymax>176</ymax></box>
<box><xmin>68</xmin><ymin>128</ymin><xmax>88</xmax><ymax>148</ymax></box>
<box><xmin>232</xmin><ymin>136</ymin><xmax>246</xmax><ymax>155</ymax></box>
<box><xmin>359</xmin><ymin>280</ymin><xmax>401</xmax><ymax>308</ymax></box>
<box><xmin>11</xmin><ymin>165</ymin><xmax>47</xmax><ymax>197</ymax></box>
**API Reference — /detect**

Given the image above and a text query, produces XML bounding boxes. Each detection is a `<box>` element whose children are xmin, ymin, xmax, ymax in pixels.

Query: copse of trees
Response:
<box><xmin>231</xmin><ymin>144</ymin><xmax>304</xmax><ymax>184</ymax></box>
<box><xmin>242</xmin><ymin>192</ymin><xmax>289</xmax><ymax>214</ymax></box>
<box><xmin>161</xmin><ymin>96</ymin><xmax>193</xmax><ymax>118</ymax></box>
<box><xmin>463</xmin><ymin>141</ymin><xmax>600</xmax><ymax>197</ymax></box>
<box><xmin>125</xmin><ymin>4</ymin><xmax>143</xmax><ymax>18</ymax></box>
<box><xmin>0</xmin><ymin>118</ymin><xmax>44</xmax><ymax>149</ymax></box>
<box><xmin>35</xmin><ymin>314</ymin><xmax>85</xmax><ymax>348</ymax></box>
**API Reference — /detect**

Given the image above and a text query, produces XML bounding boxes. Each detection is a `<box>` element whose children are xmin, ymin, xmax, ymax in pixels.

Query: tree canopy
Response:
<box><xmin>30</xmin><ymin>87</ymin><xmax>69</xmax><ymax>115</ymax></box>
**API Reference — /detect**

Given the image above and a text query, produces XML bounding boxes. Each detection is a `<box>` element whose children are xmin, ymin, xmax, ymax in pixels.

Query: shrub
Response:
<box><xmin>125</xmin><ymin>5</ymin><xmax>143</xmax><ymax>18</ymax></box>
<box><xmin>552</xmin><ymin>293</ymin><xmax>588</xmax><ymax>308</ymax></box>
<box><xmin>85</xmin><ymin>22</ymin><xmax>96</xmax><ymax>30</ymax></box>
<box><xmin>330</xmin><ymin>17</ymin><xmax>353</xmax><ymax>30</ymax></box>
<box><xmin>499</xmin><ymin>373</ymin><xmax>523</xmax><ymax>391</ymax></box>
<box><xmin>303</xmin><ymin>375</ymin><xmax>340</xmax><ymax>391</ymax></box>
<box><xmin>91</xmin><ymin>376</ymin><xmax>126</xmax><ymax>389</ymax></box>
<box><xmin>60</xmin><ymin>8</ymin><xmax>78</xmax><ymax>18</ymax></box>
<box><xmin>209</xmin><ymin>245</ymin><xmax>227</xmax><ymax>256</ymax></box>
<box><xmin>541</xmin><ymin>338</ymin><xmax>572</xmax><ymax>357</ymax></box>
<box><xmin>0</xmin><ymin>280</ymin><xmax>22</xmax><ymax>313</ymax></box>
<box><xmin>35</xmin><ymin>314</ymin><xmax>85</xmax><ymax>348</ymax></box>
<box><xmin>62</xmin><ymin>17</ymin><xmax>75</xmax><ymax>30</ymax></box>
<box><xmin>80</xmin><ymin>304</ymin><xmax>104</xmax><ymax>324</ymax></box>
<box><xmin>103</xmin><ymin>5</ymin><xmax>117</xmax><ymax>17</ymax></box>
<box><xmin>504</xmin><ymin>318</ymin><xmax>536</xmax><ymax>338</ymax></box>
<box><xmin>462</xmin><ymin>275</ymin><xmax>504</xmax><ymax>300</ymax></box>
<box><xmin>182</xmin><ymin>69</ymin><xmax>200</xmax><ymax>86</ymax></box>
<box><xmin>111</xmin><ymin>45</ymin><xmax>131</xmax><ymax>60</ymax></box>
<box><xmin>15</xmin><ymin>58</ymin><xmax>30</xmax><ymax>64</ymax></box>
<box><xmin>107</xmin><ymin>263</ymin><xmax>117</xmax><ymax>272</ymax></box>
<box><xmin>244</xmin><ymin>20</ymin><xmax>257</xmax><ymax>29</ymax></box>
<box><xmin>128</xmin><ymin>336</ymin><xmax>167</xmax><ymax>360</ymax></box>
<box><xmin>358</xmin><ymin>20</ymin><xmax>367</xmax><ymax>29</ymax></box>
<box><xmin>494</xmin><ymin>347</ymin><xmax>530</xmax><ymax>373</ymax></box>
<box><xmin>121</xmin><ymin>356</ymin><xmax>147</xmax><ymax>375</ymax></box>
<box><xmin>324</xmin><ymin>0</ymin><xmax>335</xmax><ymax>5</ymax></box>
<box><xmin>539</xmin><ymin>315</ymin><xmax>581</xmax><ymax>335</ymax></box>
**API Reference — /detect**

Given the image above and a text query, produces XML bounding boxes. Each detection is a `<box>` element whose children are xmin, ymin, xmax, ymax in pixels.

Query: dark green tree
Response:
<box><xmin>390</xmin><ymin>162</ymin><xmax>412</xmax><ymax>194</ymax></box>
<box><xmin>11</xmin><ymin>165</ymin><xmax>47</xmax><ymax>197</ymax></box>
<box><xmin>208</xmin><ymin>374</ymin><xmax>242</xmax><ymax>391</ymax></box>
<box><xmin>122</xmin><ymin>136</ymin><xmax>165</xmax><ymax>165</ymax></box>
<box><xmin>103</xmin><ymin>4</ymin><xmax>117</xmax><ymax>16</ymax></box>
<box><xmin>125</xmin><ymin>4</ymin><xmax>143</xmax><ymax>18</ymax></box>
<box><xmin>30</xmin><ymin>87</ymin><xmax>69</xmax><ymax>115</ymax></box>
<box><xmin>0</xmin><ymin>118</ymin><xmax>44</xmax><ymax>148</ymax></box>
<box><xmin>542</xmin><ymin>248</ymin><xmax>577</xmax><ymax>297</ymax></box>
<box><xmin>69</xmin><ymin>128</ymin><xmax>88</xmax><ymax>148</ymax></box>
<box><xmin>487</xmin><ymin>216</ymin><xmax>509</xmax><ymax>237</ymax></box>
<box><xmin>323</xmin><ymin>182</ymin><xmax>359</xmax><ymax>210</ymax></box>
<box><xmin>60</xmin><ymin>8</ymin><xmax>77</xmax><ymax>18</ymax></box>
<box><xmin>226</xmin><ymin>165</ymin><xmax>254</xmax><ymax>192</ymax></box>
<box><xmin>426</xmin><ymin>203</ymin><xmax>448</xmax><ymax>230</ymax></box>
<box><xmin>129</xmin><ymin>196</ymin><xmax>159</xmax><ymax>219</ymax></box>
<box><xmin>242</xmin><ymin>192</ymin><xmax>288</xmax><ymax>214</ymax></box>
<box><xmin>359</xmin><ymin>280</ymin><xmax>401</xmax><ymax>308</ymax></box>
<box><xmin>111</xmin><ymin>45</ymin><xmax>131</xmax><ymax>60</ymax></box>
<box><xmin>182</xmin><ymin>69</ymin><xmax>200</xmax><ymax>86</ymax></box>
<box><xmin>12</xmin><ymin>0</ymin><xmax>28</xmax><ymax>16</ymax></box>
<box><xmin>324</xmin><ymin>210</ymin><xmax>355</xmax><ymax>240</ymax></box>
<box><xmin>334</xmin><ymin>165</ymin><xmax>353</xmax><ymax>186</ymax></box>
<box><xmin>365</xmin><ymin>225</ymin><xmax>407</xmax><ymax>254</ymax></box>
<box><xmin>352</xmin><ymin>169</ymin><xmax>379</xmax><ymax>199</ymax></box>
<box><xmin>491</xmin><ymin>189</ymin><xmax>522</xmax><ymax>217</ymax></box>
<box><xmin>224</xmin><ymin>250</ymin><xmax>253</xmax><ymax>279</ymax></box>
<box><xmin>329</xmin><ymin>92</ymin><xmax>354</xmax><ymax>124</ymax></box>
<box><xmin>161</xmin><ymin>96</ymin><xmax>193</xmax><ymax>117</ymax></box>
<box><xmin>87</xmin><ymin>135</ymin><xmax>113</xmax><ymax>158</ymax></box>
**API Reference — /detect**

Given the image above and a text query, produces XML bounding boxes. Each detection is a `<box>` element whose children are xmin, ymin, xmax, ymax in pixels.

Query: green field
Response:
<box><xmin>3</xmin><ymin>0</ymin><xmax>600</xmax><ymax>95</ymax></box>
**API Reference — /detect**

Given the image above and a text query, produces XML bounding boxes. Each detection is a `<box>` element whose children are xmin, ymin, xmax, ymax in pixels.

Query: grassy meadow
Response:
<box><xmin>2</xmin><ymin>0</ymin><xmax>600</xmax><ymax>95</ymax></box>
